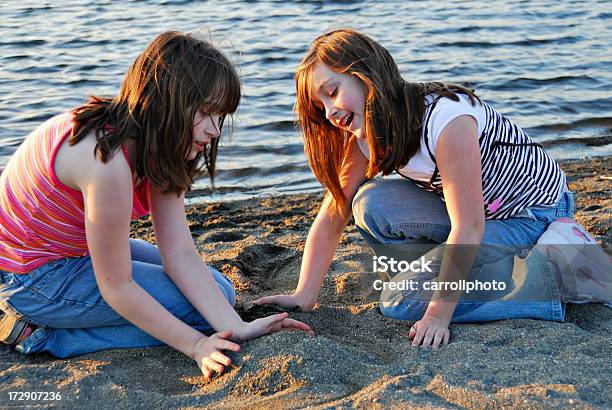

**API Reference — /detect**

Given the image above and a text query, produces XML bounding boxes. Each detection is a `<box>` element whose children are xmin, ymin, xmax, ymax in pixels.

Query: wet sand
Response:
<box><xmin>1</xmin><ymin>157</ymin><xmax>610</xmax><ymax>409</ymax></box>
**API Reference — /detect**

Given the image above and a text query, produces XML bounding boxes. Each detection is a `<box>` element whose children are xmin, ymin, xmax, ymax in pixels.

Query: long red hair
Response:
<box><xmin>295</xmin><ymin>29</ymin><xmax>479</xmax><ymax>209</ymax></box>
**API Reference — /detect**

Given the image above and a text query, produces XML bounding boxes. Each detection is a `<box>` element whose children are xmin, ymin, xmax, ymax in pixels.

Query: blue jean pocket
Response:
<box><xmin>6</xmin><ymin>258</ymin><xmax>70</xmax><ymax>290</ymax></box>
<box><xmin>0</xmin><ymin>258</ymin><xmax>74</xmax><ymax>324</ymax></box>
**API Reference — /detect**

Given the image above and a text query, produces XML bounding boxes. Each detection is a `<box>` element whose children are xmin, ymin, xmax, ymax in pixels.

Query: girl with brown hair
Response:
<box><xmin>0</xmin><ymin>31</ymin><xmax>310</xmax><ymax>378</ymax></box>
<box><xmin>255</xmin><ymin>29</ymin><xmax>610</xmax><ymax>348</ymax></box>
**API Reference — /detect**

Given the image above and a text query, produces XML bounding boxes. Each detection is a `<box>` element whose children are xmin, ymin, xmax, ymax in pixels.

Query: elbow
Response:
<box><xmin>319</xmin><ymin>198</ymin><xmax>352</xmax><ymax>236</ymax></box>
<box><xmin>468</xmin><ymin>218</ymin><xmax>485</xmax><ymax>243</ymax></box>
<box><xmin>452</xmin><ymin>219</ymin><xmax>485</xmax><ymax>244</ymax></box>
<box><xmin>98</xmin><ymin>279</ymin><xmax>135</xmax><ymax>310</ymax></box>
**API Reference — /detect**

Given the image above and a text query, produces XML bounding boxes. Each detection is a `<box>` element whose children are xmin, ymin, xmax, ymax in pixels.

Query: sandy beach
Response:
<box><xmin>0</xmin><ymin>156</ymin><xmax>610</xmax><ymax>409</ymax></box>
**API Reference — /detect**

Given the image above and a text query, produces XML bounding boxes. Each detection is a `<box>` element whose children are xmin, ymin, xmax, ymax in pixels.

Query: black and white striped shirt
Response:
<box><xmin>357</xmin><ymin>94</ymin><xmax>567</xmax><ymax>219</ymax></box>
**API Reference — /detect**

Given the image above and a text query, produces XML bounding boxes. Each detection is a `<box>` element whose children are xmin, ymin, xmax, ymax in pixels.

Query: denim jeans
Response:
<box><xmin>0</xmin><ymin>239</ymin><xmax>236</xmax><ymax>358</ymax></box>
<box><xmin>352</xmin><ymin>178</ymin><xmax>574</xmax><ymax>323</ymax></box>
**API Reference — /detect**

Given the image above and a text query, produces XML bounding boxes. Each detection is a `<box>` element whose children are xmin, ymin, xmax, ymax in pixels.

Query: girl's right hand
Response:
<box><xmin>192</xmin><ymin>330</ymin><xmax>241</xmax><ymax>379</ymax></box>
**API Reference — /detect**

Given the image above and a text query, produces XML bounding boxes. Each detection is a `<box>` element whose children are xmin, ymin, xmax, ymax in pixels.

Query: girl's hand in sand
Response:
<box><xmin>237</xmin><ymin>312</ymin><xmax>314</xmax><ymax>341</ymax></box>
<box><xmin>192</xmin><ymin>330</ymin><xmax>240</xmax><ymax>379</ymax></box>
<box><xmin>253</xmin><ymin>293</ymin><xmax>315</xmax><ymax>311</ymax></box>
<box><xmin>409</xmin><ymin>314</ymin><xmax>450</xmax><ymax>348</ymax></box>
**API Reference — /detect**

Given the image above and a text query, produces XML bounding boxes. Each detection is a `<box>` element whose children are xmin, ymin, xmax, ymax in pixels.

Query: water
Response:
<box><xmin>1</xmin><ymin>0</ymin><xmax>610</xmax><ymax>202</ymax></box>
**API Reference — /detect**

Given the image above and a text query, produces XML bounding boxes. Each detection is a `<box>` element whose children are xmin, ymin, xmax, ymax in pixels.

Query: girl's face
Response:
<box><xmin>189</xmin><ymin>110</ymin><xmax>221</xmax><ymax>160</ymax></box>
<box><xmin>310</xmin><ymin>61</ymin><xmax>366</xmax><ymax>137</ymax></box>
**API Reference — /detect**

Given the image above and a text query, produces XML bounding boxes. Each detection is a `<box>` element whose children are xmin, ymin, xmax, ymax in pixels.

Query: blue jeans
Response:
<box><xmin>0</xmin><ymin>239</ymin><xmax>236</xmax><ymax>358</ymax></box>
<box><xmin>352</xmin><ymin>178</ymin><xmax>574</xmax><ymax>323</ymax></box>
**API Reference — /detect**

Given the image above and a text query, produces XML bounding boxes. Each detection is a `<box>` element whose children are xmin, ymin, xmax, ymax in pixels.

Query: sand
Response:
<box><xmin>1</xmin><ymin>157</ymin><xmax>610</xmax><ymax>409</ymax></box>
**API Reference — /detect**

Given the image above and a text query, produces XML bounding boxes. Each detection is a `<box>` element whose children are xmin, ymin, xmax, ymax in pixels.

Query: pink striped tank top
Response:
<box><xmin>0</xmin><ymin>112</ymin><xmax>150</xmax><ymax>274</ymax></box>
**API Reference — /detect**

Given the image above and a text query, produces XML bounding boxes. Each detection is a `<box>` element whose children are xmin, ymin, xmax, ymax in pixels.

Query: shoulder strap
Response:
<box><xmin>393</xmin><ymin>96</ymin><xmax>445</xmax><ymax>194</ymax></box>
<box><xmin>421</xmin><ymin>96</ymin><xmax>443</xmax><ymax>164</ymax></box>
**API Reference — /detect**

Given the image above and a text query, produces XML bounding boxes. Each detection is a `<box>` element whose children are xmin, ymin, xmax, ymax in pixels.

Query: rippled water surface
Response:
<box><xmin>1</xmin><ymin>0</ymin><xmax>610</xmax><ymax>201</ymax></box>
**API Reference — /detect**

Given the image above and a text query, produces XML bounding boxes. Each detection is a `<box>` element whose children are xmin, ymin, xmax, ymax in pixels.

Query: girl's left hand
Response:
<box><xmin>409</xmin><ymin>314</ymin><xmax>450</xmax><ymax>348</ymax></box>
<box><xmin>235</xmin><ymin>312</ymin><xmax>314</xmax><ymax>342</ymax></box>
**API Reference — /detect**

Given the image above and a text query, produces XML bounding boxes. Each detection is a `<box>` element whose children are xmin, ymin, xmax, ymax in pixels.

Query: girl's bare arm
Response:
<box><xmin>255</xmin><ymin>137</ymin><xmax>369</xmax><ymax>310</ymax></box>
<box><xmin>150</xmin><ymin>183</ymin><xmax>312</xmax><ymax>341</ymax></box>
<box><xmin>409</xmin><ymin>114</ymin><xmax>485</xmax><ymax>348</ymax></box>
<box><xmin>77</xmin><ymin>151</ymin><xmax>206</xmax><ymax>359</ymax></box>
<box><xmin>148</xmin><ymin>186</ymin><xmax>246</xmax><ymax>333</ymax></box>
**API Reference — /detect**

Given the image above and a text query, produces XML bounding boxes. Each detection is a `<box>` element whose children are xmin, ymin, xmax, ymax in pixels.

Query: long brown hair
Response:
<box><xmin>71</xmin><ymin>31</ymin><xmax>241</xmax><ymax>194</ymax></box>
<box><xmin>295</xmin><ymin>29</ymin><xmax>479</xmax><ymax>209</ymax></box>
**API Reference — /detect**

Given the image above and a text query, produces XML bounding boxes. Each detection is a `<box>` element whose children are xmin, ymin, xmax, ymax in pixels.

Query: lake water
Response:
<box><xmin>1</xmin><ymin>0</ymin><xmax>610</xmax><ymax>202</ymax></box>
